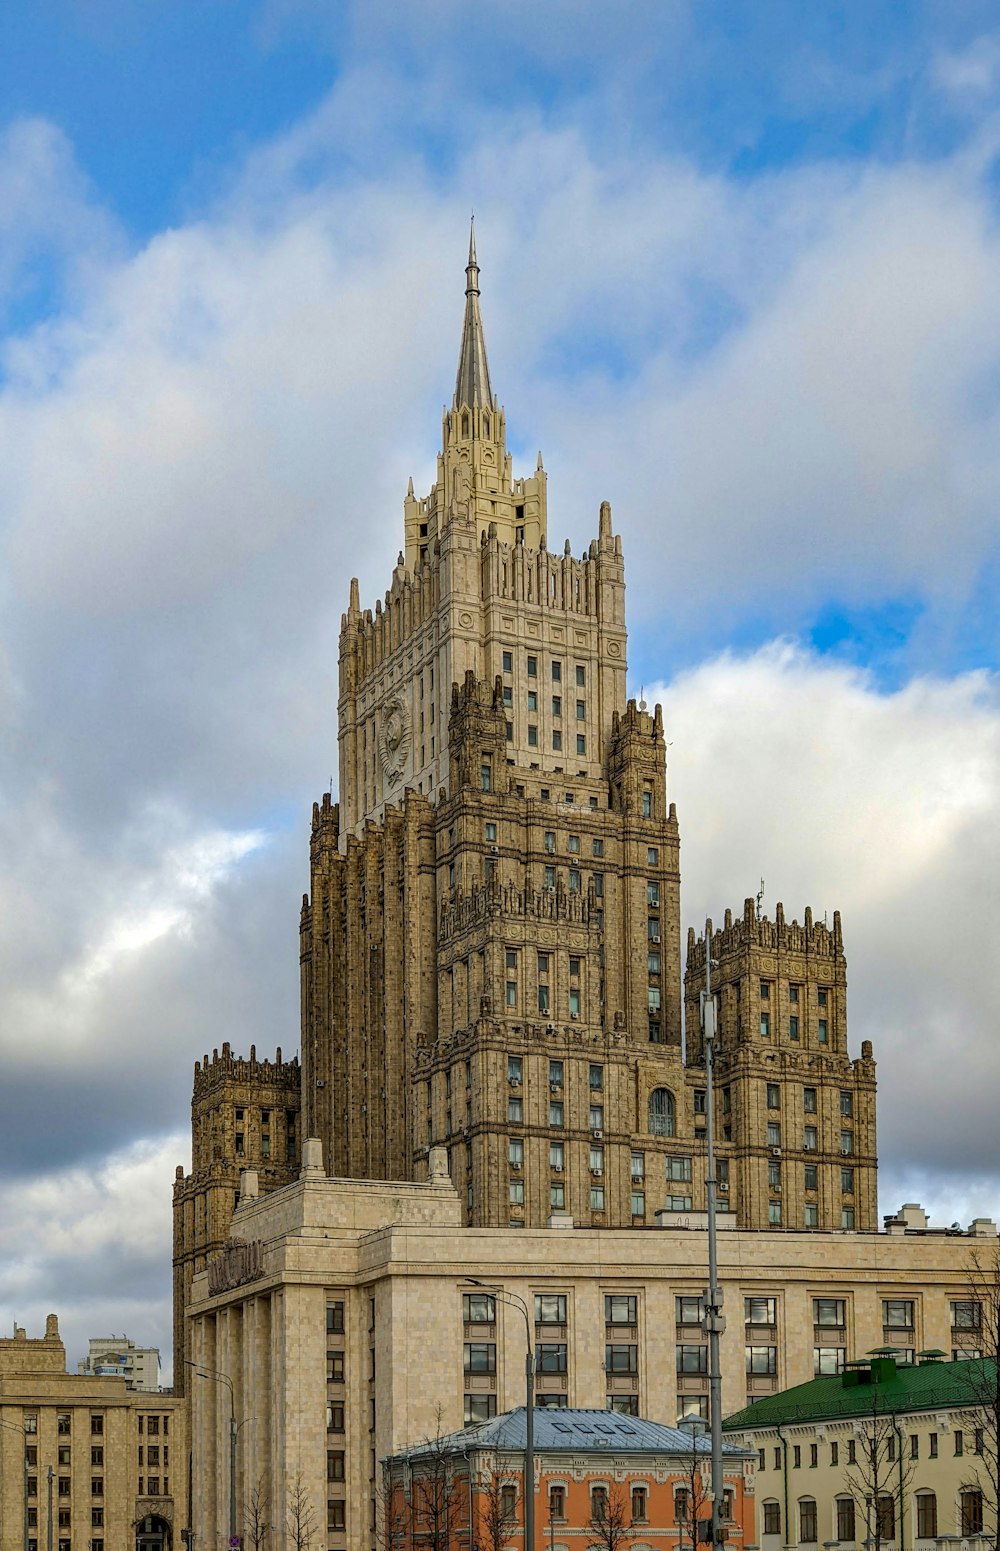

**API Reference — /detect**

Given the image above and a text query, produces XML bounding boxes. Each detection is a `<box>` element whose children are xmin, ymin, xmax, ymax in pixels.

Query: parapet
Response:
<box><xmin>192</xmin><ymin>1042</ymin><xmax>301</xmax><ymax>1101</ymax></box>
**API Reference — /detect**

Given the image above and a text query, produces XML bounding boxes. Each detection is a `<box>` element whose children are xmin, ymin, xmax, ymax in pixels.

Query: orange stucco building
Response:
<box><xmin>382</xmin><ymin>1407</ymin><xmax>756</xmax><ymax>1550</ymax></box>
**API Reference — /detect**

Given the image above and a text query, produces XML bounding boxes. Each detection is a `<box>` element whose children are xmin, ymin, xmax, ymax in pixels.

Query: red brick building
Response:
<box><xmin>382</xmin><ymin>1407</ymin><xmax>756</xmax><ymax>1550</ymax></box>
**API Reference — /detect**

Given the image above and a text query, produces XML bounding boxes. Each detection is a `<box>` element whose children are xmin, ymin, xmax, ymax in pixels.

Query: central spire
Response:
<box><xmin>454</xmin><ymin>217</ymin><xmax>494</xmax><ymax>410</ymax></box>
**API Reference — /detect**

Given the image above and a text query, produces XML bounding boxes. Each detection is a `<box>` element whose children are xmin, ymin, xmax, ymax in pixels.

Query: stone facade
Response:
<box><xmin>186</xmin><ymin>1154</ymin><xmax>994</xmax><ymax>1551</ymax></box>
<box><xmin>296</xmin><ymin>232</ymin><xmax>875</xmax><ymax>1234</ymax></box>
<box><xmin>0</xmin><ymin>1316</ymin><xmax>187</xmax><ymax>1551</ymax></box>
<box><xmin>171</xmin><ymin>1042</ymin><xmax>300</xmax><ymax>1393</ymax></box>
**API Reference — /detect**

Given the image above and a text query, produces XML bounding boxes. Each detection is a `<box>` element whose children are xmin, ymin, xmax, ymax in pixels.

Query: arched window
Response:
<box><xmin>835</xmin><ymin>1497</ymin><xmax>855</xmax><ymax>1541</ymax></box>
<box><xmin>762</xmin><ymin>1501</ymin><xmax>781</xmax><ymax>1536</ymax></box>
<box><xmin>876</xmin><ymin>1494</ymin><xmax>895</xmax><ymax>1540</ymax></box>
<box><xmin>798</xmin><ymin>1498</ymin><xmax>817</xmax><ymax>1544</ymax></box>
<box><xmin>461</xmin><ymin>412</ymin><xmax>470</xmax><ymax>437</ymax></box>
<box><xmin>961</xmin><ymin>1490</ymin><xmax>983</xmax><ymax>1536</ymax></box>
<box><xmin>649</xmin><ymin>1088</ymin><xmax>675</xmax><ymax>1137</ymax></box>
<box><xmin>915</xmin><ymin>1491</ymin><xmax>936</xmax><ymax>1539</ymax></box>
<box><xmin>483</xmin><ymin>411</ymin><xmax>490</xmax><ymax>437</ymax></box>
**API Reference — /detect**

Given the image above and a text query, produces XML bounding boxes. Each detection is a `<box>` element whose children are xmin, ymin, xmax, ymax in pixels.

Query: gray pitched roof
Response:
<box><xmin>385</xmin><ymin>1407</ymin><xmax>755</xmax><ymax>1465</ymax></box>
<box><xmin>454</xmin><ymin>219</ymin><xmax>494</xmax><ymax>410</ymax></box>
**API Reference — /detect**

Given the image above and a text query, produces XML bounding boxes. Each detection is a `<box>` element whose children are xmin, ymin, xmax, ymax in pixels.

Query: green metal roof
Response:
<box><xmin>723</xmin><ymin>1356</ymin><xmax>996</xmax><ymax>1432</ymax></box>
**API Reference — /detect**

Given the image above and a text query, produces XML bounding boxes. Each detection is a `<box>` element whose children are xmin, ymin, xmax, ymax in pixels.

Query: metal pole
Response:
<box><xmin>46</xmin><ymin>1466</ymin><xmax>53</xmax><ymax>1551</ymax></box>
<box><xmin>229</xmin><ymin>1408</ymin><xmax>237</xmax><ymax>1544</ymax></box>
<box><xmin>524</xmin><ymin>1339</ymin><xmax>534</xmax><ymax>1551</ymax></box>
<box><xmin>701</xmin><ymin>923</ymin><xmax>727</xmax><ymax>1549</ymax></box>
<box><xmin>24</xmin><ymin>1441</ymin><xmax>29</xmax><ymax>1551</ymax></box>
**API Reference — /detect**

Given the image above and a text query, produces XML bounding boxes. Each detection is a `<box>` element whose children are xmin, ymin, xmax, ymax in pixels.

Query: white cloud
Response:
<box><xmin>654</xmin><ymin>642</ymin><xmax>1000</xmax><ymax>1221</ymax></box>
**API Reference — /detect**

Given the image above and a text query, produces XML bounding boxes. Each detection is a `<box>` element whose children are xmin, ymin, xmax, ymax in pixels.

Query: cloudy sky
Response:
<box><xmin>1</xmin><ymin>1</ymin><xmax>999</xmax><ymax>1379</ymax></box>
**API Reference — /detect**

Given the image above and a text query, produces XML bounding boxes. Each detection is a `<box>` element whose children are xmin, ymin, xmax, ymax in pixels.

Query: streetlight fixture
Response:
<box><xmin>186</xmin><ymin>1360</ymin><xmax>238</xmax><ymax>1545</ymax></box>
<box><xmin>700</xmin><ymin>926</ymin><xmax>727</xmax><ymax>1550</ymax></box>
<box><xmin>0</xmin><ymin>1417</ymin><xmax>31</xmax><ymax>1551</ymax></box>
<box><xmin>463</xmin><ymin>1279</ymin><xmax>534</xmax><ymax>1551</ymax></box>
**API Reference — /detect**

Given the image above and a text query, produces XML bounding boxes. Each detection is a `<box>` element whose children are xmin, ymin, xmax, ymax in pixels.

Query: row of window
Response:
<box><xmin>464</xmin><ymin>1293</ymin><xmax>638</xmax><ymax>1325</ymax></box>
<box><xmin>760</xmin><ymin>981</ymin><xmax>829</xmax><ymax>1006</ymax></box>
<box><xmin>503</xmin><ymin>690</ymin><xmax>589</xmax><ymax>721</ymax></box>
<box><xmin>464</xmin><ymin>1393</ymin><xmax>642</xmax><ymax>1424</ymax></box>
<box><xmin>759</xmin><ymin>1011</ymin><xmax>829</xmax><ymax>1041</ymax></box>
<box><xmin>766</xmin><ymin>1201</ymin><xmax>856</xmax><ymax>1228</ymax></box>
<box><xmin>764</xmin><ymin>1488</ymin><xmax>984</xmax><ymax>1543</ymax></box>
<box><xmin>766</xmin><ymin>1120</ymin><xmax>855</xmax><ymax>1152</ymax></box>
<box><xmin>21</xmin><ymin>1414</ymin><xmax>167</xmax><ymax>1436</ymax></box>
<box><xmin>766</xmin><ymin>1084</ymin><xmax>854</xmax><ymax>1116</ymax></box>
<box><xmin>464</xmin><ymin>1341</ymin><xmax>639</xmax><ymax>1376</ymax></box>
<box><xmin>506</xmin><ymin>1056</ymin><xmax>605</xmax><ymax>1088</ymax></box>
<box><xmin>501</xmin><ymin>653</ymin><xmax>587</xmax><ymax>686</ymax></box>
<box><xmin>517</xmin><ymin>725</ymin><xmax>589</xmax><ymax>755</ymax></box>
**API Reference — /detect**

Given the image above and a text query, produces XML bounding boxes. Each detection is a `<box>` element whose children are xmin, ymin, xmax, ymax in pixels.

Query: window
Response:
<box><xmin>676</xmin><ymin>1295</ymin><xmax>705</xmax><ymax>1324</ymax></box>
<box><xmin>836</xmin><ymin>1498</ymin><xmax>856</xmax><ymax>1541</ymax></box>
<box><xmin>818</xmin><ymin>1019</ymin><xmax>828</xmax><ymax>1043</ymax></box>
<box><xmin>839</xmin><ymin>1090</ymin><xmax>854</xmax><ymax>1117</ymax></box>
<box><xmin>576</xmin><ymin>734</ymin><xmax>586</xmax><ymax>755</ymax></box>
<box><xmin>760</xmin><ymin>1012</ymin><xmax>770</xmax><ymax>1036</ymax></box>
<box><xmin>929</xmin><ymin>1432</ymin><xmax>938</xmax><ymax>1457</ymax></box>
<box><xmin>667</xmin><ymin>1194</ymin><xmax>693</xmax><ymax>1211</ymax></box>
<box><xmin>804</xmin><ymin>1086</ymin><xmax>817</xmax><ymax>1113</ymax></box>
<box><xmin>549</xmin><ymin>1484</ymin><xmax>566</xmax><ymax>1519</ymax></box>
<box><xmin>605</xmin><ymin>1295</ymin><xmax>637</xmax><ymax>1325</ymax></box>
<box><xmin>768</xmin><ymin>1200</ymin><xmax>782</xmax><ymax>1225</ymax></box>
<box><xmin>605</xmin><ymin>1344</ymin><xmax>638</xmax><ymax>1374</ymax></box>
<box><xmin>745</xmin><ymin>1296</ymin><xmax>777</xmax><ymax>1326</ymax></box>
<box><xmin>910</xmin><ymin>1433</ymin><xmax>919</xmax><ymax>1459</ymax></box>
<box><xmin>502</xmin><ymin>651</ymin><xmax>513</xmax><ymax>674</ymax></box>
<box><xmin>746</xmin><ymin>1346</ymin><xmax>777</xmax><ymax>1374</ymax></box>
<box><xmin>799</xmin><ymin>1499</ymin><xmax>817</xmax><ymax>1543</ymax></box>
<box><xmin>590</xmin><ymin>1146</ymin><xmax>604</xmax><ymax>1172</ymax></box>
<box><xmin>814</xmin><ymin>1298</ymin><xmax>845</xmax><ymax>1326</ymax></box>
<box><xmin>642</xmin><ymin>789</ymin><xmax>652</xmax><ymax>817</ymax></box>
<box><xmin>536</xmin><ymin>1343</ymin><xmax>568</xmax><ymax>1373</ymax></box>
<box><xmin>814</xmin><ymin>1348</ymin><xmax>845</xmax><ymax>1375</ymax></box>
<box><xmin>552</xmin><ymin>696</ymin><xmax>562</xmax><ymax>718</ymax></box>
<box><xmin>649</xmin><ymin>1088</ymin><xmax>675</xmax><ymax>1137</ymax></box>
<box><xmin>630</xmin><ymin>1484</ymin><xmax>647</xmax><ymax>1522</ymax></box>
<box><xmin>666</xmin><ymin>1156</ymin><xmax>693</xmax><ymax>1182</ymax></box>
<box><xmin>760</xmin><ymin>980</ymin><xmax>770</xmax><ymax>999</ymax></box>
<box><xmin>465</xmin><ymin>1394</ymin><xmax>497</xmax><ymax>1425</ymax></box>
<box><xmin>768</xmin><ymin>1160</ymin><xmax>782</xmax><ymax>1189</ymax></box>
<box><xmin>480</xmin><ymin>762</ymin><xmax>492</xmax><ymax>792</ymax></box>
<box><xmin>463</xmin><ymin>1292</ymin><xmax>495</xmax><ymax>1323</ymax></box>
<box><xmin>955</xmin><ymin>1428</ymin><xmax>964</xmax><ymax>1456</ymax></box>
<box><xmin>591</xmin><ymin>1185</ymin><xmax>605</xmax><ymax>1210</ymax></box>
<box><xmin>576</xmin><ymin>700</ymin><xmax>586</xmax><ymax>721</ymax></box>
<box><xmin>804</xmin><ymin>1126</ymin><xmax>818</xmax><ymax>1151</ymax></box>
<box><xmin>508</xmin><ymin>1180</ymin><xmax>524</xmax><ymax>1206</ymax></box>
<box><xmin>92</xmin><ymin>1510</ymin><xmax>103</xmax><ymax>1528</ymax></box>
<box><xmin>326</xmin><ymin>1403</ymin><xmax>344</xmax><ymax>1432</ymax></box>
<box><xmin>507</xmin><ymin>1097</ymin><xmax>523</xmax><ymax>1123</ymax></box>
<box><xmin>804</xmin><ymin>1164</ymin><xmax>818</xmax><ymax>1191</ymax></box>
<box><xmin>327</xmin><ymin>1352</ymin><xmax>345</xmax><ymax>1381</ymax></box>
<box><xmin>327</xmin><ymin>1502</ymin><xmax>346</xmax><ymax>1531</ymax></box>
<box><xmin>767</xmin><ymin>1083</ymin><xmax>780</xmax><ymax>1109</ymax></box>
<box><xmin>647</xmin><ymin>880</ymin><xmax>660</xmax><ymax>906</ymax></box>
<box><xmin>952</xmin><ymin>1299</ymin><xmax>982</xmax><ymax>1330</ymax></box>
<box><xmin>90</xmin><ymin>1417</ymin><xmax>103</xmax><ymax>1436</ymax></box>
<box><xmin>464</xmin><ymin>1342</ymin><xmax>496</xmax><ymax>1374</ymax></box>
<box><xmin>507</xmin><ymin>1054</ymin><xmax>522</xmax><ymax>1083</ymax></box>
<box><xmin>537</xmin><ymin>984</ymin><xmax>550</xmax><ymax>1014</ymax></box>
<box><xmin>326</xmin><ymin>1451</ymin><xmax>345</xmax><ymax>1481</ymax></box>
<box><xmin>550</xmin><ymin>1141</ymin><xmax>564</xmax><ymax>1170</ymax></box>
<box><xmin>568</xmin><ymin>869</ymin><xmax>581</xmax><ymax>894</ymax></box>
<box><xmin>550</xmin><ymin>1182</ymin><xmax>565</xmax><ymax>1208</ymax></box>
<box><xmin>552</xmin><ymin>660</ymin><xmax>562</xmax><ymax>682</ymax></box>
<box><xmin>830</xmin><ymin>1442</ymin><xmax>839</xmax><ymax>1465</ymax></box>
<box><xmin>508</xmin><ymin>1137</ymin><xmax>524</xmax><ymax>1166</ymax></box>
<box><xmin>535</xmin><ymin>1294</ymin><xmax>567</xmax><ymax>1324</ymax></box>
<box><xmin>767</xmin><ymin>1122</ymin><xmax>781</xmax><ymax>1146</ymax></box>
<box><xmin>763</xmin><ymin>1501</ymin><xmax>781</xmax><ymax>1535</ymax></box>
<box><xmin>631</xmin><ymin>1191</ymin><xmax>645</xmax><ymax>1216</ymax></box>
<box><xmin>841</xmin><ymin>1166</ymin><xmax>854</xmax><ymax>1193</ymax></box>
<box><xmin>840</xmin><ymin>1129</ymin><xmax>854</xmax><ymax>1154</ymax></box>
<box><xmin>883</xmin><ymin>1299</ymin><xmax>914</xmax><ymax>1330</ymax></box>
<box><xmin>677</xmin><ymin>1345</ymin><xmax>708</xmax><ymax>1374</ymax></box>
<box><xmin>549</xmin><ymin>1060</ymin><xmax>563</xmax><ymax>1087</ymax></box>
<box><xmin>58</xmin><ymin>1415</ymin><xmax>71</xmax><ymax>1435</ymax></box>
<box><xmin>527</xmin><ymin>655</ymin><xmax>537</xmax><ymax>677</ymax></box>
<box><xmin>789</xmin><ymin>1015</ymin><xmax>799</xmax><ymax>1040</ymax></box>
<box><xmin>876</xmin><ymin>1496</ymin><xmax>895</xmax><ymax>1541</ymax></box>
<box><xmin>91</xmin><ymin>1477</ymin><xmax>104</xmax><ymax>1496</ymax></box>
<box><xmin>809</xmin><ymin>1443</ymin><xmax>818</xmax><ymax>1467</ymax></box>
<box><xmin>549</xmin><ymin>1101</ymin><xmax>563</xmax><ymax>1126</ymax></box>
<box><xmin>592</xmin><ymin>1486</ymin><xmax>608</xmax><ymax>1523</ymax></box>
<box><xmin>916</xmin><ymin>1492</ymin><xmax>937</xmax><ymax>1539</ymax></box>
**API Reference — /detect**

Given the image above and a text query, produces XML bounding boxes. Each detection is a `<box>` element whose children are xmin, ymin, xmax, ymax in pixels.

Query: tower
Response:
<box><xmin>303</xmin><ymin>228</ymin><xmax>751</xmax><ymax>1231</ymax></box>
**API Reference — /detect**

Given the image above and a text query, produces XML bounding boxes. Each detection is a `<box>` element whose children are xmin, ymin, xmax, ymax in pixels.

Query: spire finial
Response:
<box><xmin>455</xmin><ymin>220</ymin><xmax>492</xmax><ymax>409</ymax></box>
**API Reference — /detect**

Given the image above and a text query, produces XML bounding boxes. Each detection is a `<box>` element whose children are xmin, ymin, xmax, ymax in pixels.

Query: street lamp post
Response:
<box><xmin>700</xmin><ymin>924</ymin><xmax>727</xmax><ymax>1550</ymax></box>
<box><xmin>186</xmin><ymin>1360</ymin><xmax>238</xmax><ymax>1545</ymax></box>
<box><xmin>0</xmin><ymin>1417</ymin><xmax>31</xmax><ymax>1551</ymax></box>
<box><xmin>464</xmin><ymin>1280</ymin><xmax>534</xmax><ymax>1551</ymax></box>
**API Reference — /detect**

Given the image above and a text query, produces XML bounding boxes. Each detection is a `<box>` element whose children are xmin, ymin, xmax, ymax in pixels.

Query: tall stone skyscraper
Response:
<box><xmin>297</xmin><ymin>227</ymin><xmax>877</xmax><ymax>1233</ymax></box>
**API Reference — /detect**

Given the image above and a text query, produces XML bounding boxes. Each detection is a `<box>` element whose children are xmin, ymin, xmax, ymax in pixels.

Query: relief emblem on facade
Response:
<box><xmin>378</xmin><ymin>694</ymin><xmax>411</xmax><ymax>787</ymax></box>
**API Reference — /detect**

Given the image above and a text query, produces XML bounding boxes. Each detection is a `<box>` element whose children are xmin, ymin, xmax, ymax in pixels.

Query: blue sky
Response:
<box><xmin>0</xmin><ymin>1</ymin><xmax>999</xmax><ymax>1371</ymax></box>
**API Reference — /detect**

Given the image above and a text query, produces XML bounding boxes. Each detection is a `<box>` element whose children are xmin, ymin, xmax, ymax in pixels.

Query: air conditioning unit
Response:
<box><xmin>508</xmin><ymin>1078</ymin><xmax>519</xmax><ymax>1087</ymax></box>
<box><xmin>592</xmin><ymin>1129</ymin><xmax>604</xmax><ymax>1140</ymax></box>
<box><xmin>510</xmin><ymin>1161</ymin><xmax>522</xmax><ymax>1172</ymax></box>
<box><xmin>570</xmin><ymin>1011</ymin><xmax>579</xmax><ymax>1020</ymax></box>
<box><xmin>490</xmin><ymin>845</ymin><xmax>499</xmax><ymax>855</ymax></box>
<box><xmin>717</xmin><ymin>1181</ymin><xmax>729</xmax><ymax>1193</ymax></box>
<box><xmin>770</xmin><ymin>1146</ymin><xmax>781</xmax><ymax>1156</ymax></box>
<box><xmin>650</xmin><ymin>931</ymin><xmax>661</xmax><ymax>943</ymax></box>
<box><xmin>549</xmin><ymin>1082</ymin><xmax>560</xmax><ymax>1093</ymax></box>
<box><xmin>553</xmin><ymin>1165</ymin><xmax>564</xmax><ymax>1173</ymax></box>
<box><xmin>591</xmin><ymin>1168</ymin><xmax>603</xmax><ymax>1177</ymax></box>
<box><xmin>840</xmin><ymin>1147</ymin><xmax>851</xmax><ymax>1156</ymax></box>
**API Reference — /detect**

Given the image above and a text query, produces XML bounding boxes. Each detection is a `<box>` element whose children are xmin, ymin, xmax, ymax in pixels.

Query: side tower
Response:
<box><xmin>683</xmin><ymin>901</ymin><xmax>877</xmax><ymax>1232</ymax></box>
<box><xmin>301</xmin><ymin>229</ymin><xmax>690</xmax><ymax>1227</ymax></box>
<box><xmin>171</xmin><ymin>1043</ymin><xmax>300</xmax><ymax>1392</ymax></box>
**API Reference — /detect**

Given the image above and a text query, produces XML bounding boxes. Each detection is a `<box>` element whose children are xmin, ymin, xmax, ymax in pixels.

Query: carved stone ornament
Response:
<box><xmin>378</xmin><ymin>694</ymin><xmax>411</xmax><ymax>787</ymax></box>
<box><xmin>207</xmin><ymin>1238</ymin><xmax>264</xmax><ymax>1296</ymax></box>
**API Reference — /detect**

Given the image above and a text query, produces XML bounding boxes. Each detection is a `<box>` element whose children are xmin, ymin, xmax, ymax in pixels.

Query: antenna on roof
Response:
<box><xmin>755</xmin><ymin>879</ymin><xmax>765</xmax><ymax>920</ymax></box>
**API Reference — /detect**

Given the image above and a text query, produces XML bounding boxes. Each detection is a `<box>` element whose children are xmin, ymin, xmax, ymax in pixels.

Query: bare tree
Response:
<box><xmin>676</xmin><ymin>1432</ymin><xmax>712</xmax><ymax>1551</ymax></box>
<box><xmin>243</xmin><ymin>1478</ymin><xmax>271</xmax><ymax>1551</ymax></box>
<box><xmin>477</xmin><ymin>1460</ymin><xmax>518</xmax><ymax>1551</ymax></box>
<box><xmin>375</xmin><ymin>1461</ymin><xmax>410</xmax><ymax>1551</ymax></box>
<box><xmin>843</xmin><ymin>1388</ymin><xmax>913</xmax><ymax>1551</ymax></box>
<box><xmin>953</xmin><ymin>1244</ymin><xmax>1000</xmax><ymax>1551</ymax></box>
<box><xmin>588</xmin><ymin>1481</ymin><xmax>635</xmax><ymax>1551</ymax></box>
<box><xmin>382</xmin><ymin>1411</ymin><xmax>463</xmax><ymax>1551</ymax></box>
<box><xmin>286</xmin><ymin>1473</ymin><xmax>317</xmax><ymax>1551</ymax></box>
